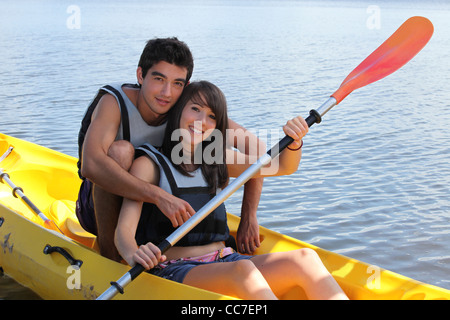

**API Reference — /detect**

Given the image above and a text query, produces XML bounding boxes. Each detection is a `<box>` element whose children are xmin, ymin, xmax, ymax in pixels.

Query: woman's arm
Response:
<box><xmin>227</xmin><ymin>119</ymin><xmax>267</xmax><ymax>157</ymax></box>
<box><xmin>114</xmin><ymin>156</ymin><xmax>165</xmax><ymax>268</ymax></box>
<box><xmin>226</xmin><ymin>115</ymin><xmax>308</xmax><ymax>178</ymax></box>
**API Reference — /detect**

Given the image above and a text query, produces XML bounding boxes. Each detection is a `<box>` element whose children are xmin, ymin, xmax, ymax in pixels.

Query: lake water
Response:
<box><xmin>1</xmin><ymin>0</ymin><xmax>449</xmax><ymax>298</ymax></box>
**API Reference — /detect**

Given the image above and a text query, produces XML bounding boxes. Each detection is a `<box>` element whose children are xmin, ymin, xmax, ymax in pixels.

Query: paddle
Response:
<box><xmin>97</xmin><ymin>16</ymin><xmax>433</xmax><ymax>300</ymax></box>
<box><xmin>273</xmin><ymin>16</ymin><xmax>434</xmax><ymax>153</ymax></box>
<box><xmin>0</xmin><ymin>148</ymin><xmax>64</xmax><ymax>234</ymax></box>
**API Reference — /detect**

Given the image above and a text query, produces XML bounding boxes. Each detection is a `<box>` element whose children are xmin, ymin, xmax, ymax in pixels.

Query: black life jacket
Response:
<box><xmin>134</xmin><ymin>144</ymin><xmax>230</xmax><ymax>247</ymax></box>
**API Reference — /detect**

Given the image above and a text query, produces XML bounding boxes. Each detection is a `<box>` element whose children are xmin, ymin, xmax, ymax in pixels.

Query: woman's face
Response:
<box><xmin>179</xmin><ymin>95</ymin><xmax>217</xmax><ymax>147</ymax></box>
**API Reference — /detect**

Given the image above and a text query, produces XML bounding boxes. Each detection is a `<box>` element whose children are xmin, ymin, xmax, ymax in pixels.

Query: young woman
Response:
<box><xmin>115</xmin><ymin>81</ymin><xmax>348</xmax><ymax>300</ymax></box>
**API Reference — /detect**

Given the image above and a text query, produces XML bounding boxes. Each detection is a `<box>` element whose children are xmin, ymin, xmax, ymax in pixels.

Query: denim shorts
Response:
<box><xmin>149</xmin><ymin>248</ymin><xmax>253</xmax><ymax>284</ymax></box>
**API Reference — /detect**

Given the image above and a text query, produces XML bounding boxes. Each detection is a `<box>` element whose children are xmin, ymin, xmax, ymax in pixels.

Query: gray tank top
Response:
<box><xmin>103</xmin><ymin>83</ymin><xmax>167</xmax><ymax>148</ymax></box>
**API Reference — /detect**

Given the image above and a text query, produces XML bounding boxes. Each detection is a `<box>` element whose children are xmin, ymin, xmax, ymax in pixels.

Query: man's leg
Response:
<box><xmin>93</xmin><ymin>140</ymin><xmax>135</xmax><ymax>261</ymax></box>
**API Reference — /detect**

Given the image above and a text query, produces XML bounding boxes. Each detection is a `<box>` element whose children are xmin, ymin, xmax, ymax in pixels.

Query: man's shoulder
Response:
<box><xmin>97</xmin><ymin>91</ymin><xmax>120</xmax><ymax>108</ymax></box>
<box><xmin>91</xmin><ymin>93</ymin><xmax>121</xmax><ymax>121</ymax></box>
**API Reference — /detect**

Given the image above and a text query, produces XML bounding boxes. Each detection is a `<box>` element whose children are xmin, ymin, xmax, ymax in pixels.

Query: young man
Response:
<box><xmin>76</xmin><ymin>37</ymin><xmax>264</xmax><ymax>261</ymax></box>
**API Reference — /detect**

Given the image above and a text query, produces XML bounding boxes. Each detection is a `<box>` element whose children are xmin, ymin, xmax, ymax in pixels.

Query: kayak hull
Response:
<box><xmin>1</xmin><ymin>133</ymin><xmax>449</xmax><ymax>300</ymax></box>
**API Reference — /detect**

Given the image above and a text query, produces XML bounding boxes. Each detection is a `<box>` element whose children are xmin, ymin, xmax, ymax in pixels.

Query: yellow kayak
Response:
<box><xmin>0</xmin><ymin>132</ymin><xmax>449</xmax><ymax>300</ymax></box>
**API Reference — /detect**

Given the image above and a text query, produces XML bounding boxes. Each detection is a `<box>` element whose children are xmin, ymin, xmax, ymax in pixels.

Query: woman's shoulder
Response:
<box><xmin>136</xmin><ymin>143</ymin><xmax>167</xmax><ymax>162</ymax></box>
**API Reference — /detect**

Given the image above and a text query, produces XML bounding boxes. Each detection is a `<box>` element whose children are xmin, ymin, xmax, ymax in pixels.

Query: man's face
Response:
<box><xmin>137</xmin><ymin>60</ymin><xmax>188</xmax><ymax>123</ymax></box>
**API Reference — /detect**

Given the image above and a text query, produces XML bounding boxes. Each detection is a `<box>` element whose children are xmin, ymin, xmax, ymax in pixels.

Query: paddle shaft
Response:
<box><xmin>0</xmin><ymin>168</ymin><xmax>63</xmax><ymax>234</ymax></box>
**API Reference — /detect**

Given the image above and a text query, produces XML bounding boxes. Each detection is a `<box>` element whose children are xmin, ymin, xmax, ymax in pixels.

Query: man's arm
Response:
<box><xmin>81</xmin><ymin>94</ymin><xmax>195</xmax><ymax>220</ymax></box>
<box><xmin>227</xmin><ymin>119</ymin><xmax>266</xmax><ymax>254</ymax></box>
<box><xmin>237</xmin><ymin>177</ymin><xmax>263</xmax><ymax>253</ymax></box>
<box><xmin>81</xmin><ymin>94</ymin><xmax>153</xmax><ymax>201</ymax></box>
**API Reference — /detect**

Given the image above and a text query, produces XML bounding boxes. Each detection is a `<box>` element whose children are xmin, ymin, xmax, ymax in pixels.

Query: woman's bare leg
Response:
<box><xmin>183</xmin><ymin>259</ymin><xmax>278</xmax><ymax>300</ymax></box>
<box><xmin>251</xmin><ymin>248</ymin><xmax>348</xmax><ymax>300</ymax></box>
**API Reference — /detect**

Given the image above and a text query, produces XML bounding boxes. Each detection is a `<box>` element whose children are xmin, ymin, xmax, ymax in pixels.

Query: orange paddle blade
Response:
<box><xmin>332</xmin><ymin>16</ymin><xmax>434</xmax><ymax>104</ymax></box>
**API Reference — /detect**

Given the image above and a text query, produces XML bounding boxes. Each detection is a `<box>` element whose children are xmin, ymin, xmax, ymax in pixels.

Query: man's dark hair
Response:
<box><xmin>138</xmin><ymin>37</ymin><xmax>194</xmax><ymax>83</ymax></box>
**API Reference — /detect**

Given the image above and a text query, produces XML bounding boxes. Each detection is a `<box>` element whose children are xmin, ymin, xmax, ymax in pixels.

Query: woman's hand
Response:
<box><xmin>132</xmin><ymin>242</ymin><xmax>167</xmax><ymax>270</ymax></box>
<box><xmin>283</xmin><ymin>116</ymin><xmax>309</xmax><ymax>149</ymax></box>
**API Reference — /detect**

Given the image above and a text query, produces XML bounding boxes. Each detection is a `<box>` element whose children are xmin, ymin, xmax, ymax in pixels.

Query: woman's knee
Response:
<box><xmin>297</xmin><ymin>248</ymin><xmax>320</xmax><ymax>261</ymax></box>
<box><xmin>230</xmin><ymin>260</ymin><xmax>257</xmax><ymax>277</ymax></box>
<box><xmin>108</xmin><ymin>140</ymin><xmax>135</xmax><ymax>170</ymax></box>
<box><xmin>293</xmin><ymin>248</ymin><xmax>330</xmax><ymax>276</ymax></box>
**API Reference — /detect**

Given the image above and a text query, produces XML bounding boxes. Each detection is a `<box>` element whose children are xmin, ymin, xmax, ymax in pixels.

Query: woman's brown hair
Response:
<box><xmin>161</xmin><ymin>81</ymin><xmax>229</xmax><ymax>193</ymax></box>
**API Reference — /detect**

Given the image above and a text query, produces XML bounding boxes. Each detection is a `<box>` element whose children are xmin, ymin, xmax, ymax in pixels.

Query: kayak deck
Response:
<box><xmin>1</xmin><ymin>133</ymin><xmax>449</xmax><ymax>300</ymax></box>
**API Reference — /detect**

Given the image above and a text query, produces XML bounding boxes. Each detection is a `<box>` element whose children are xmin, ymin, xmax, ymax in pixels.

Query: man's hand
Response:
<box><xmin>236</xmin><ymin>213</ymin><xmax>260</xmax><ymax>254</ymax></box>
<box><xmin>156</xmin><ymin>190</ymin><xmax>196</xmax><ymax>227</ymax></box>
